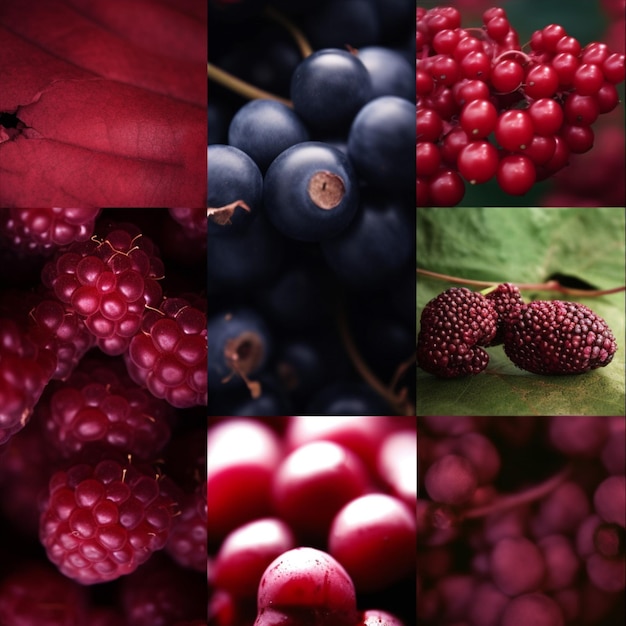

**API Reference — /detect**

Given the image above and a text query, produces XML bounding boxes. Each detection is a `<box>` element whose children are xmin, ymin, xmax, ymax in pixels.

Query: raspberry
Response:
<box><xmin>0</xmin><ymin>208</ymin><xmax>101</xmax><ymax>254</ymax></box>
<box><xmin>39</xmin><ymin>458</ymin><xmax>176</xmax><ymax>585</ymax></box>
<box><xmin>41</xmin><ymin>223</ymin><xmax>164</xmax><ymax>356</ymax></box>
<box><xmin>484</xmin><ymin>282</ymin><xmax>525</xmax><ymax>346</ymax></box>
<box><xmin>0</xmin><ymin>562</ymin><xmax>88</xmax><ymax>626</ymax></box>
<box><xmin>39</xmin><ymin>357</ymin><xmax>172</xmax><ymax>461</ymax></box>
<box><xmin>168</xmin><ymin>208</ymin><xmax>207</xmax><ymax>240</ymax></box>
<box><xmin>0</xmin><ymin>318</ymin><xmax>56</xmax><ymax>444</ymax></box>
<box><xmin>27</xmin><ymin>298</ymin><xmax>96</xmax><ymax>381</ymax></box>
<box><xmin>165</xmin><ymin>482</ymin><xmax>207</xmax><ymax>573</ymax></box>
<box><xmin>120</xmin><ymin>553</ymin><xmax>207</xmax><ymax>626</ymax></box>
<box><xmin>125</xmin><ymin>297</ymin><xmax>207</xmax><ymax>408</ymax></box>
<box><xmin>417</xmin><ymin>287</ymin><xmax>498</xmax><ymax>377</ymax></box>
<box><xmin>504</xmin><ymin>300</ymin><xmax>617</xmax><ymax>374</ymax></box>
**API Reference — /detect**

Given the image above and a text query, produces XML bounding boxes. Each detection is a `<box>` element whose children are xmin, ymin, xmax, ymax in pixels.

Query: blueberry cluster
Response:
<box><xmin>208</xmin><ymin>0</ymin><xmax>416</xmax><ymax>415</ymax></box>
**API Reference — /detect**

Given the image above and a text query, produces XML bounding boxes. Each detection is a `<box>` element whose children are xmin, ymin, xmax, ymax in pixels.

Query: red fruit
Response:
<box><xmin>328</xmin><ymin>493</ymin><xmax>416</xmax><ymax>592</ymax></box>
<box><xmin>0</xmin><ymin>318</ymin><xmax>55</xmax><ymax>444</ymax></box>
<box><xmin>41</xmin><ymin>223</ymin><xmax>164</xmax><ymax>355</ymax></box>
<box><xmin>272</xmin><ymin>440</ymin><xmax>370</xmax><ymax>540</ymax></box>
<box><xmin>495</xmin><ymin>110</ymin><xmax>535</xmax><ymax>151</ymax></box>
<box><xmin>254</xmin><ymin>547</ymin><xmax>358</xmax><ymax>626</ymax></box>
<box><xmin>40</xmin><ymin>357</ymin><xmax>172</xmax><ymax>461</ymax></box>
<box><xmin>39</xmin><ymin>458</ymin><xmax>175</xmax><ymax>584</ymax></box>
<box><xmin>165</xmin><ymin>482</ymin><xmax>208</xmax><ymax>573</ymax></box>
<box><xmin>497</xmin><ymin>155</ymin><xmax>537</xmax><ymax>196</ymax></box>
<box><xmin>0</xmin><ymin>208</ymin><xmax>101</xmax><ymax>254</ymax></box>
<box><xmin>457</xmin><ymin>141</ymin><xmax>499</xmax><ymax>184</ymax></box>
<box><xmin>0</xmin><ymin>562</ymin><xmax>89</xmax><ymax>626</ymax></box>
<box><xmin>125</xmin><ymin>296</ymin><xmax>207</xmax><ymax>408</ymax></box>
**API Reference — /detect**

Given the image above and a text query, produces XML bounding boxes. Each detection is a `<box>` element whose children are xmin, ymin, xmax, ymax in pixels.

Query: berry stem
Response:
<box><xmin>264</xmin><ymin>6</ymin><xmax>313</xmax><ymax>58</ymax></box>
<box><xmin>207</xmin><ymin>63</ymin><xmax>293</xmax><ymax>107</ymax></box>
<box><xmin>416</xmin><ymin>269</ymin><xmax>626</xmax><ymax>297</ymax></box>
<box><xmin>337</xmin><ymin>297</ymin><xmax>413</xmax><ymax>416</ymax></box>
<box><xmin>463</xmin><ymin>464</ymin><xmax>572</xmax><ymax>520</ymax></box>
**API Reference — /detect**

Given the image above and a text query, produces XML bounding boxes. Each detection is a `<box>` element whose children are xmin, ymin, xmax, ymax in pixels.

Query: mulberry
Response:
<box><xmin>417</xmin><ymin>288</ymin><xmax>498</xmax><ymax>378</ymax></box>
<box><xmin>503</xmin><ymin>300</ymin><xmax>617</xmax><ymax>375</ymax></box>
<box><xmin>485</xmin><ymin>282</ymin><xmax>525</xmax><ymax>346</ymax></box>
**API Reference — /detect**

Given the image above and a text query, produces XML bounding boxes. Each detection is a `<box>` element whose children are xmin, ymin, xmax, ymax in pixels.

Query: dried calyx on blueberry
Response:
<box><xmin>417</xmin><ymin>283</ymin><xmax>617</xmax><ymax>377</ymax></box>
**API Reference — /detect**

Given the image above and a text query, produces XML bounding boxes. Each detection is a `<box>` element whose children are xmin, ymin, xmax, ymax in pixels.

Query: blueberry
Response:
<box><xmin>303</xmin><ymin>0</ymin><xmax>380</xmax><ymax>49</ymax></box>
<box><xmin>357</xmin><ymin>46</ymin><xmax>414</xmax><ymax>100</ymax></box>
<box><xmin>305</xmin><ymin>382</ymin><xmax>390</xmax><ymax>416</ymax></box>
<box><xmin>290</xmin><ymin>49</ymin><xmax>373</xmax><ymax>131</ymax></box>
<box><xmin>228</xmin><ymin>99</ymin><xmax>309</xmax><ymax>173</ymax></box>
<box><xmin>347</xmin><ymin>96</ymin><xmax>415</xmax><ymax>194</ymax></box>
<box><xmin>207</xmin><ymin>144</ymin><xmax>262</xmax><ymax>235</ymax></box>
<box><xmin>264</xmin><ymin>141</ymin><xmax>359</xmax><ymax>241</ymax></box>
<box><xmin>207</xmin><ymin>214</ymin><xmax>284</xmax><ymax>289</ymax></box>
<box><xmin>207</xmin><ymin>308</ymin><xmax>272</xmax><ymax>395</ymax></box>
<box><xmin>321</xmin><ymin>193</ymin><xmax>413</xmax><ymax>289</ymax></box>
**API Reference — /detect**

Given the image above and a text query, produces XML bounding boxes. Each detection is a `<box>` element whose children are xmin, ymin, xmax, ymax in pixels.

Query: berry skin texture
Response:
<box><xmin>424</xmin><ymin>453</ymin><xmax>478</xmax><ymax>505</ymax></box>
<box><xmin>39</xmin><ymin>458</ymin><xmax>175</xmax><ymax>585</ymax></box>
<box><xmin>417</xmin><ymin>287</ymin><xmax>498</xmax><ymax>377</ymax></box>
<box><xmin>254</xmin><ymin>547</ymin><xmax>358</xmax><ymax>626</ymax></box>
<box><xmin>503</xmin><ymin>300</ymin><xmax>617</xmax><ymax>375</ymax></box>
<box><xmin>484</xmin><ymin>282</ymin><xmax>525</xmax><ymax>346</ymax></box>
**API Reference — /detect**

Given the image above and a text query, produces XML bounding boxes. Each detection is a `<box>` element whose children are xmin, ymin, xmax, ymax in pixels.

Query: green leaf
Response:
<box><xmin>416</xmin><ymin>207</ymin><xmax>626</xmax><ymax>416</ymax></box>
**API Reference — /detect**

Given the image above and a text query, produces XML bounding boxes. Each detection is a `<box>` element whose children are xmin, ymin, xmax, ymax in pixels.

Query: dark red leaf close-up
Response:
<box><xmin>0</xmin><ymin>0</ymin><xmax>206</xmax><ymax>207</ymax></box>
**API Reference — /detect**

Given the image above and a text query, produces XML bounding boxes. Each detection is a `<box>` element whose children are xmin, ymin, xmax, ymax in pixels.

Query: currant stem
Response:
<box><xmin>463</xmin><ymin>464</ymin><xmax>572</xmax><ymax>520</ymax></box>
<box><xmin>264</xmin><ymin>6</ymin><xmax>313</xmax><ymax>58</ymax></box>
<box><xmin>207</xmin><ymin>63</ymin><xmax>293</xmax><ymax>107</ymax></box>
<box><xmin>336</xmin><ymin>297</ymin><xmax>413</xmax><ymax>416</ymax></box>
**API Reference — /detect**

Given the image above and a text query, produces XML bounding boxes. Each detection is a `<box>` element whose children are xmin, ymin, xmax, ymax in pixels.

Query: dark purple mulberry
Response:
<box><xmin>503</xmin><ymin>300</ymin><xmax>617</xmax><ymax>375</ymax></box>
<box><xmin>485</xmin><ymin>282</ymin><xmax>525</xmax><ymax>346</ymax></box>
<box><xmin>417</xmin><ymin>288</ymin><xmax>498</xmax><ymax>378</ymax></box>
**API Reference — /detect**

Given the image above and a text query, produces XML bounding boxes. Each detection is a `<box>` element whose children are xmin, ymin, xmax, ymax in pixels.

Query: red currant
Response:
<box><xmin>495</xmin><ymin>110</ymin><xmax>535</xmax><ymax>152</ymax></box>
<box><xmin>497</xmin><ymin>155</ymin><xmax>536</xmax><ymax>195</ymax></box>
<box><xmin>457</xmin><ymin>141</ymin><xmax>499</xmax><ymax>185</ymax></box>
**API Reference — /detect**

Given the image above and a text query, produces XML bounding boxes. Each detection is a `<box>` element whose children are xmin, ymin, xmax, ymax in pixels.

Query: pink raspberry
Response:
<box><xmin>39</xmin><ymin>458</ymin><xmax>176</xmax><ymax>585</ymax></box>
<box><xmin>0</xmin><ymin>561</ymin><xmax>89</xmax><ymax>625</ymax></box>
<box><xmin>125</xmin><ymin>297</ymin><xmax>207</xmax><ymax>408</ymax></box>
<box><xmin>168</xmin><ymin>208</ymin><xmax>207</xmax><ymax>239</ymax></box>
<box><xmin>41</xmin><ymin>223</ymin><xmax>164</xmax><ymax>355</ymax></box>
<box><xmin>28</xmin><ymin>298</ymin><xmax>96</xmax><ymax>381</ymax></box>
<box><xmin>0</xmin><ymin>318</ymin><xmax>56</xmax><ymax>444</ymax></box>
<box><xmin>39</xmin><ymin>357</ymin><xmax>172</xmax><ymax>461</ymax></box>
<box><xmin>120</xmin><ymin>554</ymin><xmax>207</xmax><ymax>626</ymax></box>
<box><xmin>0</xmin><ymin>208</ymin><xmax>101</xmax><ymax>254</ymax></box>
<box><xmin>165</xmin><ymin>482</ymin><xmax>207</xmax><ymax>572</ymax></box>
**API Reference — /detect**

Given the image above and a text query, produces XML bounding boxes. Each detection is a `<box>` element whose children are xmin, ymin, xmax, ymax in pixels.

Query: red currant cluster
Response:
<box><xmin>416</xmin><ymin>6</ymin><xmax>626</xmax><ymax>206</ymax></box>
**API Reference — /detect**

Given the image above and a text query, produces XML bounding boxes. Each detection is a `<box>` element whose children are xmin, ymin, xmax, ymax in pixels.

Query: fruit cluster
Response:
<box><xmin>208</xmin><ymin>0</ymin><xmax>415</xmax><ymax>416</ymax></box>
<box><xmin>417</xmin><ymin>283</ymin><xmax>617</xmax><ymax>377</ymax></box>
<box><xmin>207</xmin><ymin>416</ymin><xmax>417</xmax><ymax>625</ymax></box>
<box><xmin>418</xmin><ymin>416</ymin><xmax>626</xmax><ymax>625</ymax></box>
<box><xmin>416</xmin><ymin>6</ymin><xmax>626</xmax><ymax>206</ymax></box>
<box><xmin>0</xmin><ymin>209</ymin><xmax>207</xmax><ymax>625</ymax></box>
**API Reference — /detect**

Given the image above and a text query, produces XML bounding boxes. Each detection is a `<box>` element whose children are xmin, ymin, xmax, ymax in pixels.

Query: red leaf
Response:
<box><xmin>0</xmin><ymin>0</ymin><xmax>206</xmax><ymax>207</ymax></box>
